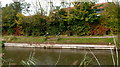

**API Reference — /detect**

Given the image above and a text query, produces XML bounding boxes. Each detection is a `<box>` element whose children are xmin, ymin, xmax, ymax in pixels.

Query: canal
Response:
<box><xmin>2</xmin><ymin>47</ymin><xmax>120</xmax><ymax>65</ymax></box>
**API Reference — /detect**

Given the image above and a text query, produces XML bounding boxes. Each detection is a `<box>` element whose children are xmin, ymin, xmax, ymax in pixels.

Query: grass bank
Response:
<box><xmin>2</xmin><ymin>35</ymin><xmax>118</xmax><ymax>45</ymax></box>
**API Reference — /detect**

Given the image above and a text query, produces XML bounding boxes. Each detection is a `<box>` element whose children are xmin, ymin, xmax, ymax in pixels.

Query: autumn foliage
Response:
<box><xmin>2</xmin><ymin>2</ymin><xmax>119</xmax><ymax>36</ymax></box>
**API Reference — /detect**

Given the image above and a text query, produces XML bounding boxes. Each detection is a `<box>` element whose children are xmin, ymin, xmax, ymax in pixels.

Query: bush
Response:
<box><xmin>90</xmin><ymin>25</ymin><xmax>110</xmax><ymax>35</ymax></box>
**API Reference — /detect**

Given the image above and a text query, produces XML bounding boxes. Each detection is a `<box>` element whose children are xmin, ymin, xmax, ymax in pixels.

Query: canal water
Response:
<box><xmin>2</xmin><ymin>47</ymin><xmax>120</xmax><ymax>65</ymax></box>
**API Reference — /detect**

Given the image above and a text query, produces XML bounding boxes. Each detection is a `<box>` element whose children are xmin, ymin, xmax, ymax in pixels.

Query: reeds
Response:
<box><xmin>54</xmin><ymin>49</ymin><xmax>62</xmax><ymax>65</ymax></box>
<box><xmin>21</xmin><ymin>47</ymin><xmax>38</xmax><ymax>65</ymax></box>
<box><xmin>112</xmin><ymin>34</ymin><xmax>119</xmax><ymax>67</ymax></box>
<box><xmin>79</xmin><ymin>49</ymin><xmax>101</xmax><ymax>67</ymax></box>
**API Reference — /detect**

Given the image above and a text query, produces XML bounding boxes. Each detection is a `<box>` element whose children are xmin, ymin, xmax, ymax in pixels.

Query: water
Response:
<box><xmin>2</xmin><ymin>47</ymin><xmax>120</xmax><ymax>65</ymax></box>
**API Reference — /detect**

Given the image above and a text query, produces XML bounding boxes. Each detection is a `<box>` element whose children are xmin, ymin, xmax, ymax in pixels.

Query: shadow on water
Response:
<box><xmin>2</xmin><ymin>47</ymin><xmax>120</xmax><ymax>65</ymax></box>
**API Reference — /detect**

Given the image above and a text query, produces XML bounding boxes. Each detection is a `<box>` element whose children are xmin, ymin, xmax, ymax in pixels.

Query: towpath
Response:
<box><xmin>61</xmin><ymin>36</ymin><xmax>118</xmax><ymax>38</ymax></box>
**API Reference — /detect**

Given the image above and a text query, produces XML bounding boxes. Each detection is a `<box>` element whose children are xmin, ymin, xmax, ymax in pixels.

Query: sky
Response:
<box><xmin>0</xmin><ymin>0</ymin><xmax>119</xmax><ymax>16</ymax></box>
<box><xmin>1</xmin><ymin>0</ymin><xmax>117</xmax><ymax>7</ymax></box>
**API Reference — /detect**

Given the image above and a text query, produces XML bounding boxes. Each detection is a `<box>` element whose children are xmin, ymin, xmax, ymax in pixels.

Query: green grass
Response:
<box><xmin>57</xmin><ymin>38</ymin><xmax>114</xmax><ymax>44</ymax></box>
<box><xmin>3</xmin><ymin>35</ymin><xmax>46</xmax><ymax>43</ymax></box>
<box><xmin>2</xmin><ymin>35</ymin><xmax>118</xmax><ymax>45</ymax></box>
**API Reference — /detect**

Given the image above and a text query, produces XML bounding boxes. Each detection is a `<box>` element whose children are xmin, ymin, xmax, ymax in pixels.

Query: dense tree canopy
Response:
<box><xmin>100</xmin><ymin>2</ymin><xmax>120</xmax><ymax>34</ymax></box>
<box><xmin>2</xmin><ymin>1</ymin><xmax>120</xmax><ymax>36</ymax></box>
<box><xmin>2</xmin><ymin>5</ymin><xmax>17</xmax><ymax>35</ymax></box>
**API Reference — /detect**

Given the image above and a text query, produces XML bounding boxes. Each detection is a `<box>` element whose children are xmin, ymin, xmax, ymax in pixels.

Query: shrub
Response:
<box><xmin>90</xmin><ymin>25</ymin><xmax>110</xmax><ymax>35</ymax></box>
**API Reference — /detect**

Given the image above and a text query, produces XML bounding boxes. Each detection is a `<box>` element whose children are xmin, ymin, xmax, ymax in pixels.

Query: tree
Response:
<box><xmin>100</xmin><ymin>2</ymin><xmax>120</xmax><ymax>34</ymax></box>
<box><xmin>64</xmin><ymin>2</ymin><xmax>100</xmax><ymax>35</ymax></box>
<box><xmin>2</xmin><ymin>0</ymin><xmax>31</xmax><ymax>35</ymax></box>
<box><xmin>9</xmin><ymin>0</ymin><xmax>30</xmax><ymax>14</ymax></box>
<box><xmin>2</xmin><ymin>5</ymin><xmax>17</xmax><ymax>35</ymax></box>
<box><xmin>10</xmin><ymin>2</ymin><xmax>22</xmax><ymax>13</ymax></box>
<box><xmin>26</xmin><ymin>14</ymin><xmax>47</xmax><ymax>36</ymax></box>
<box><xmin>47</xmin><ymin>2</ymin><xmax>101</xmax><ymax>36</ymax></box>
<box><xmin>15</xmin><ymin>13</ymin><xmax>26</xmax><ymax>35</ymax></box>
<box><xmin>47</xmin><ymin>5</ymin><xmax>68</xmax><ymax>35</ymax></box>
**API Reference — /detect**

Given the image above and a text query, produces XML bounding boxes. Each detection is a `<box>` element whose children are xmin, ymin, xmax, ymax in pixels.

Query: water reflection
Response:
<box><xmin>2</xmin><ymin>47</ymin><xmax>119</xmax><ymax>65</ymax></box>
